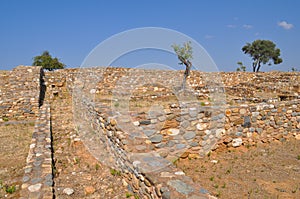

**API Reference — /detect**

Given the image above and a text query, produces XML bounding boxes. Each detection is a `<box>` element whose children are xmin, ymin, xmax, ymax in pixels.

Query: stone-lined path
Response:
<box><xmin>20</xmin><ymin>103</ymin><xmax>53</xmax><ymax>199</ymax></box>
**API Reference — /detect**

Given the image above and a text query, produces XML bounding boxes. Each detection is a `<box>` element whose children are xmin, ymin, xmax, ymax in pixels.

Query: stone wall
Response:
<box><xmin>20</xmin><ymin>103</ymin><xmax>54</xmax><ymax>199</ymax></box>
<box><xmin>1</xmin><ymin>66</ymin><xmax>299</xmax><ymax>198</ymax></box>
<box><xmin>73</xmin><ymin>95</ymin><xmax>214</xmax><ymax>198</ymax></box>
<box><xmin>69</xmin><ymin>67</ymin><xmax>299</xmax><ymax>198</ymax></box>
<box><xmin>0</xmin><ymin>66</ymin><xmax>42</xmax><ymax>122</ymax></box>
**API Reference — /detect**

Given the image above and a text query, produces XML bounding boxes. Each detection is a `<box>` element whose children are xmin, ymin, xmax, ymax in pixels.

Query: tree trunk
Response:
<box><xmin>256</xmin><ymin>62</ymin><xmax>261</xmax><ymax>72</ymax></box>
<box><xmin>182</xmin><ymin>61</ymin><xmax>191</xmax><ymax>90</ymax></box>
<box><xmin>252</xmin><ymin>62</ymin><xmax>256</xmax><ymax>72</ymax></box>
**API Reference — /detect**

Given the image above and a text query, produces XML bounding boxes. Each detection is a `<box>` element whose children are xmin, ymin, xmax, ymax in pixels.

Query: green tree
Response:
<box><xmin>236</xmin><ymin>61</ymin><xmax>246</xmax><ymax>71</ymax></box>
<box><xmin>172</xmin><ymin>41</ymin><xmax>193</xmax><ymax>89</ymax></box>
<box><xmin>242</xmin><ymin>40</ymin><xmax>282</xmax><ymax>72</ymax></box>
<box><xmin>32</xmin><ymin>51</ymin><xmax>65</xmax><ymax>71</ymax></box>
<box><xmin>291</xmin><ymin>67</ymin><xmax>298</xmax><ymax>72</ymax></box>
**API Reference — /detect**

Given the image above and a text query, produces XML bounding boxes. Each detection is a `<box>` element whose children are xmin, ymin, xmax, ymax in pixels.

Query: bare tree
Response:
<box><xmin>172</xmin><ymin>41</ymin><xmax>193</xmax><ymax>89</ymax></box>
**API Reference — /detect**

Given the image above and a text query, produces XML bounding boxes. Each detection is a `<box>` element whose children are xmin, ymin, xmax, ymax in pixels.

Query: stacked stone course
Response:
<box><xmin>0</xmin><ymin>66</ymin><xmax>41</xmax><ymax>122</ymax></box>
<box><xmin>0</xmin><ymin>66</ymin><xmax>299</xmax><ymax>199</ymax></box>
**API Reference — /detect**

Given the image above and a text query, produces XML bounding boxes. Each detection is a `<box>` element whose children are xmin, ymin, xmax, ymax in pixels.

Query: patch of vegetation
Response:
<box><xmin>73</xmin><ymin>157</ymin><xmax>80</xmax><ymax>164</ymax></box>
<box><xmin>110</xmin><ymin>168</ymin><xmax>121</xmax><ymax>176</ymax></box>
<box><xmin>5</xmin><ymin>184</ymin><xmax>16</xmax><ymax>194</ymax></box>
<box><xmin>2</xmin><ymin>117</ymin><xmax>9</xmax><ymax>122</ymax></box>
<box><xmin>95</xmin><ymin>163</ymin><xmax>100</xmax><ymax>171</ymax></box>
<box><xmin>221</xmin><ymin>183</ymin><xmax>226</xmax><ymax>188</ymax></box>
<box><xmin>225</xmin><ymin>169</ymin><xmax>231</xmax><ymax>174</ymax></box>
<box><xmin>297</xmin><ymin>155</ymin><xmax>300</xmax><ymax>160</ymax></box>
<box><xmin>114</xmin><ymin>102</ymin><xmax>119</xmax><ymax>107</ymax></box>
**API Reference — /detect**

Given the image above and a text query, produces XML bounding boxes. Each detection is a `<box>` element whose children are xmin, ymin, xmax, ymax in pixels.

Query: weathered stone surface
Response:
<box><xmin>167</xmin><ymin>180</ymin><xmax>194</xmax><ymax>195</ymax></box>
<box><xmin>84</xmin><ymin>186</ymin><xmax>96</xmax><ymax>195</ymax></box>
<box><xmin>166</xmin><ymin>128</ymin><xmax>180</xmax><ymax>136</ymax></box>
<box><xmin>183</xmin><ymin>132</ymin><xmax>196</xmax><ymax>140</ymax></box>
<box><xmin>63</xmin><ymin>188</ymin><xmax>74</xmax><ymax>195</ymax></box>
<box><xmin>28</xmin><ymin>183</ymin><xmax>42</xmax><ymax>192</ymax></box>
<box><xmin>150</xmin><ymin>134</ymin><xmax>163</xmax><ymax>143</ymax></box>
<box><xmin>232</xmin><ymin>138</ymin><xmax>243</xmax><ymax>147</ymax></box>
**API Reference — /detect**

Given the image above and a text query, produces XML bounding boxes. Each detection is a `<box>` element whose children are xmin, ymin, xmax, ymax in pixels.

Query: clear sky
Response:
<box><xmin>0</xmin><ymin>0</ymin><xmax>299</xmax><ymax>72</ymax></box>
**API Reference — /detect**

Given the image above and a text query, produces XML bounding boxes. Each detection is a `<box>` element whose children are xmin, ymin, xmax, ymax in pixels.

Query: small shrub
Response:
<box><xmin>297</xmin><ymin>155</ymin><xmax>300</xmax><ymax>160</ymax></box>
<box><xmin>225</xmin><ymin>169</ymin><xmax>231</xmax><ymax>174</ymax></box>
<box><xmin>110</xmin><ymin>168</ymin><xmax>121</xmax><ymax>176</ymax></box>
<box><xmin>5</xmin><ymin>185</ymin><xmax>16</xmax><ymax>194</ymax></box>
<box><xmin>134</xmin><ymin>194</ymin><xmax>140</xmax><ymax>199</ymax></box>
<box><xmin>126</xmin><ymin>192</ymin><xmax>133</xmax><ymax>198</ymax></box>
<box><xmin>210</xmin><ymin>176</ymin><xmax>214</xmax><ymax>181</ymax></box>
<box><xmin>114</xmin><ymin>102</ymin><xmax>119</xmax><ymax>107</ymax></box>
<box><xmin>216</xmin><ymin>190</ymin><xmax>221</xmax><ymax>197</ymax></box>
<box><xmin>3</xmin><ymin>117</ymin><xmax>9</xmax><ymax>122</ymax></box>
<box><xmin>95</xmin><ymin>163</ymin><xmax>100</xmax><ymax>171</ymax></box>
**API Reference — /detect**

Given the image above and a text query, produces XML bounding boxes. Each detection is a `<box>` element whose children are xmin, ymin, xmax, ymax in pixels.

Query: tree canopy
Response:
<box><xmin>172</xmin><ymin>41</ymin><xmax>193</xmax><ymax>89</ymax></box>
<box><xmin>32</xmin><ymin>51</ymin><xmax>65</xmax><ymax>71</ymax></box>
<box><xmin>242</xmin><ymin>40</ymin><xmax>282</xmax><ymax>72</ymax></box>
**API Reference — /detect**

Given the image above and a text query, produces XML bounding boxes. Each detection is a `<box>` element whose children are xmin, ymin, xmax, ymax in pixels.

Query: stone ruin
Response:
<box><xmin>0</xmin><ymin>65</ymin><xmax>299</xmax><ymax>198</ymax></box>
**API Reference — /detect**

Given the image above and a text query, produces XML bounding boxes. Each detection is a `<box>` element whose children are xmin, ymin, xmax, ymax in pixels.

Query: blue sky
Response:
<box><xmin>0</xmin><ymin>0</ymin><xmax>299</xmax><ymax>71</ymax></box>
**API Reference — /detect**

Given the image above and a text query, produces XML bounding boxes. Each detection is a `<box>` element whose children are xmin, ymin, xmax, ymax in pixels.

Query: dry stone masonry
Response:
<box><xmin>20</xmin><ymin>103</ymin><xmax>53</xmax><ymax>199</ymax></box>
<box><xmin>0</xmin><ymin>66</ymin><xmax>41</xmax><ymax>122</ymax></box>
<box><xmin>0</xmin><ymin>65</ymin><xmax>299</xmax><ymax>198</ymax></box>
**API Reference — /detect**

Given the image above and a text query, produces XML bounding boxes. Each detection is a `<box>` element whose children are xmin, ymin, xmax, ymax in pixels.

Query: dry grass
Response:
<box><xmin>0</xmin><ymin>123</ymin><xmax>34</xmax><ymax>198</ymax></box>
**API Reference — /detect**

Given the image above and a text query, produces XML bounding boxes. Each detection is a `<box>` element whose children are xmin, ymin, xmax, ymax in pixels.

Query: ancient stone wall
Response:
<box><xmin>68</xmin><ymin>67</ymin><xmax>299</xmax><ymax>198</ymax></box>
<box><xmin>0</xmin><ymin>66</ymin><xmax>41</xmax><ymax>122</ymax></box>
<box><xmin>2</xmin><ymin>66</ymin><xmax>299</xmax><ymax>198</ymax></box>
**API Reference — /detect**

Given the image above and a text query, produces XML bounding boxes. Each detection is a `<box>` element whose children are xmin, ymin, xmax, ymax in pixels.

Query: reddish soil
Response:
<box><xmin>177</xmin><ymin>139</ymin><xmax>300</xmax><ymax>198</ymax></box>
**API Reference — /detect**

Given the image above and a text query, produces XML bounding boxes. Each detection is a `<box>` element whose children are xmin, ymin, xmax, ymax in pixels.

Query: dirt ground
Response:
<box><xmin>0</xmin><ymin>123</ymin><xmax>34</xmax><ymax>198</ymax></box>
<box><xmin>177</xmin><ymin>139</ymin><xmax>300</xmax><ymax>199</ymax></box>
<box><xmin>50</xmin><ymin>88</ymin><xmax>130</xmax><ymax>199</ymax></box>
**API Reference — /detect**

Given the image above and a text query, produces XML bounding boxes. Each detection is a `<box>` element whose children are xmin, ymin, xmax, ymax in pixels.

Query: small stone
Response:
<box><xmin>110</xmin><ymin>118</ymin><xmax>117</xmax><ymax>126</ymax></box>
<box><xmin>225</xmin><ymin>109</ymin><xmax>231</xmax><ymax>116</ymax></box>
<box><xmin>176</xmin><ymin>143</ymin><xmax>186</xmax><ymax>149</ymax></box>
<box><xmin>295</xmin><ymin>134</ymin><xmax>300</xmax><ymax>140</ymax></box>
<box><xmin>175</xmin><ymin>171</ymin><xmax>185</xmax><ymax>175</ymax></box>
<box><xmin>181</xmin><ymin>120</ymin><xmax>190</xmax><ymax>129</ymax></box>
<box><xmin>158</xmin><ymin>115</ymin><xmax>166</xmax><ymax>122</ymax></box>
<box><xmin>133</xmin><ymin>121</ymin><xmax>140</xmax><ymax>126</ymax></box>
<box><xmin>239</xmin><ymin>108</ymin><xmax>247</xmax><ymax>115</ymax></box>
<box><xmin>161</xmin><ymin>172</ymin><xmax>174</xmax><ymax>178</ymax></box>
<box><xmin>243</xmin><ymin>116</ymin><xmax>251</xmax><ymax>128</ymax></box>
<box><xmin>183</xmin><ymin>132</ymin><xmax>196</xmax><ymax>140</ymax></box>
<box><xmin>28</xmin><ymin>183</ymin><xmax>42</xmax><ymax>192</ymax></box>
<box><xmin>90</xmin><ymin>89</ymin><xmax>96</xmax><ymax>94</ymax></box>
<box><xmin>232</xmin><ymin>138</ymin><xmax>243</xmax><ymax>147</ymax></box>
<box><xmin>167</xmin><ymin>128</ymin><xmax>180</xmax><ymax>136</ymax></box>
<box><xmin>167</xmin><ymin>180</ymin><xmax>194</xmax><ymax>195</ymax></box>
<box><xmin>122</xmin><ymin>179</ymin><xmax>128</xmax><ymax>187</ymax></box>
<box><xmin>63</xmin><ymin>188</ymin><xmax>74</xmax><ymax>195</ymax></box>
<box><xmin>199</xmin><ymin>188</ymin><xmax>209</xmax><ymax>194</ymax></box>
<box><xmin>150</xmin><ymin>134</ymin><xmax>163</xmax><ymax>143</ymax></box>
<box><xmin>22</xmin><ymin>176</ymin><xmax>30</xmax><ymax>183</ymax></box>
<box><xmin>196</xmin><ymin>123</ymin><xmax>207</xmax><ymax>130</ymax></box>
<box><xmin>84</xmin><ymin>186</ymin><xmax>95</xmax><ymax>195</ymax></box>
<box><xmin>136</xmin><ymin>145</ymin><xmax>147</xmax><ymax>151</ymax></box>
<box><xmin>133</xmin><ymin>160</ymin><xmax>141</xmax><ymax>168</ymax></box>
<box><xmin>144</xmin><ymin>130</ymin><xmax>156</xmax><ymax>137</ymax></box>
<box><xmin>140</xmin><ymin>120</ymin><xmax>151</xmax><ymax>125</ymax></box>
